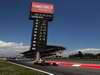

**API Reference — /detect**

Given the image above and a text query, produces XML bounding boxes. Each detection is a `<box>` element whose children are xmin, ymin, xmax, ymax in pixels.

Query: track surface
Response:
<box><xmin>9</xmin><ymin>60</ymin><xmax>100</xmax><ymax>75</ymax></box>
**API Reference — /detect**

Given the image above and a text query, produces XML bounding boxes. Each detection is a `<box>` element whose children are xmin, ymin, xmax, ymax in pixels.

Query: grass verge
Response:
<box><xmin>0</xmin><ymin>60</ymin><xmax>47</xmax><ymax>75</ymax></box>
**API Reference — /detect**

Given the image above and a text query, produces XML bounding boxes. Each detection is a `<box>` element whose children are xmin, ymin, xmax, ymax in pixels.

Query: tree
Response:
<box><xmin>78</xmin><ymin>51</ymin><xmax>83</xmax><ymax>58</ymax></box>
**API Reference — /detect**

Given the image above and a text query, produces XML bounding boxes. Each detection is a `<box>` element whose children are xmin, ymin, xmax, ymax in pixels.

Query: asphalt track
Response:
<box><xmin>9</xmin><ymin>60</ymin><xmax>100</xmax><ymax>75</ymax></box>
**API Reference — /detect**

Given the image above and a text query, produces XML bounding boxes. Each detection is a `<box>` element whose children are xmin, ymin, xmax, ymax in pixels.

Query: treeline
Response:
<box><xmin>69</xmin><ymin>51</ymin><xmax>100</xmax><ymax>59</ymax></box>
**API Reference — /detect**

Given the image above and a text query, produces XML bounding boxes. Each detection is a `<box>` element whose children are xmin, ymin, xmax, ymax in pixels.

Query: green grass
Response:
<box><xmin>0</xmin><ymin>60</ymin><xmax>47</xmax><ymax>75</ymax></box>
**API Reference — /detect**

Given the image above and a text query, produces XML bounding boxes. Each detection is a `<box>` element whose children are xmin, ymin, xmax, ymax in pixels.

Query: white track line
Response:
<box><xmin>8</xmin><ymin>61</ymin><xmax>54</xmax><ymax>75</ymax></box>
<box><xmin>72</xmin><ymin>64</ymin><xmax>81</xmax><ymax>67</ymax></box>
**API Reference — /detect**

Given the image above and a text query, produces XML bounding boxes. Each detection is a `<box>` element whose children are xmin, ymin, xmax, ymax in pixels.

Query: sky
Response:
<box><xmin>0</xmin><ymin>0</ymin><xmax>100</xmax><ymax>51</ymax></box>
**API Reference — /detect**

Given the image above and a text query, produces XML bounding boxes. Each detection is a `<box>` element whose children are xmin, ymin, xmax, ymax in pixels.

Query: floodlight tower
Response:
<box><xmin>29</xmin><ymin>2</ymin><xmax>54</xmax><ymax>62</ymax></box>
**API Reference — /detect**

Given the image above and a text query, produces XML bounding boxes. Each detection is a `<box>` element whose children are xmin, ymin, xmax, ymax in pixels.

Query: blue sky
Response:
<box><xmin>0</xmin><ymin>0</ymin><xmax>100</xmax><ymax>50</ymax></box>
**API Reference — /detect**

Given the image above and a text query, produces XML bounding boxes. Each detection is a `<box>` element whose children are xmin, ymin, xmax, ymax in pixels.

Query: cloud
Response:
<box><xmin>77</xmin><ymin>48</ymin><xmax>100</xmax><ymax>54</ymax></box>
<box><xmin>62</xmin><ymin>48</ymin><xmax>100</xmax><ymax>57</ymax></box>
<box><xmin>1</xmin><ymin>40</ymin><xmax>100</xmax><ymax>58</ymax></box>
<box><xmin>62</xmin><ymin>50</ymin><xmax>78</xmax><ymax>57</ymax></box>
<box><xmin>0</xmin><ymin>40</ymin><xmax>29</xmax><ymax>57</ymax></box>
